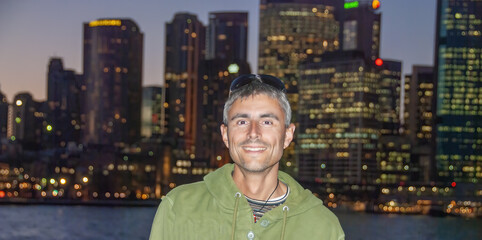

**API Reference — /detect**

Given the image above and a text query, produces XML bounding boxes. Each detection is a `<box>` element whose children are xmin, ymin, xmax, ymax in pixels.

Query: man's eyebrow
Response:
<box><xmin>230</xmin><ymin>113</ymin><xmax>249</xmax><ymax>121</ymax></box>
<box><xmin>260</xmin><ymin>113</ymin><xmax>280</xmax><ymax>121</ymax></box>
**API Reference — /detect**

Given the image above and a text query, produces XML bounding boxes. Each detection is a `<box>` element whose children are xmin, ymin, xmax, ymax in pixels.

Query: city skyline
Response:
<box><xmin>0</xmin><ymin>0</ymin><xmax>436</xmax><ymax>101</ymax></box>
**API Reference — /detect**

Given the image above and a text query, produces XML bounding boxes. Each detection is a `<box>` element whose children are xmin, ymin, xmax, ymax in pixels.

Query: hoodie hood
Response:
<box><xmin>204</xmin><ymin>163</ymin><xmax>323</xmax><ymax>220</ymax></box>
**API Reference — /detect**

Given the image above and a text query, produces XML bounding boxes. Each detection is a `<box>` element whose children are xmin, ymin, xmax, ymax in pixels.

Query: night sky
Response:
<box><xmin>0</xmin><ymin>0</ymin><xmax>436</xmax><ymax>101</ymax></box>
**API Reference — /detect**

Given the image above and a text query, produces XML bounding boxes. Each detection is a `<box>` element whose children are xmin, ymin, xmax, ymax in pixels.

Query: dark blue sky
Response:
<box><xmin>0</xmin><ymin>0</ymin><xmax>436</xmax><ymax>101</ymax></box>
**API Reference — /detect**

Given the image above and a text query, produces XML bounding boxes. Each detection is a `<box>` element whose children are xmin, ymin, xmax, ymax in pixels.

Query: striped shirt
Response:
<box><xmin>245</xmin><ymin>183</ymin><xmax>290</xmax><ymax>223</ymax></box>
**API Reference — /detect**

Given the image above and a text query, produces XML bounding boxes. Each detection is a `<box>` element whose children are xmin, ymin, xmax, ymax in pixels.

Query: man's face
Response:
<box><xmin>220</xmin><ymin>94</ymin><xmax>295</xmax><ymax>173</ymax></box>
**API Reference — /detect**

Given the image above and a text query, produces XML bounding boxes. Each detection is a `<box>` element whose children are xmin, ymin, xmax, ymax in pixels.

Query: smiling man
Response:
<box><xmin>150</xmin><ymin>74</ymin><xmax>345</xmax><ymax>240</ymax></box>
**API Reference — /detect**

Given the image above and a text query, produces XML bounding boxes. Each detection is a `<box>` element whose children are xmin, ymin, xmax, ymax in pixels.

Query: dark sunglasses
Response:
<box><xmin>229</xmin><ymin>74</ymin><xmax>286</xmax><ymax>93</ymax></box>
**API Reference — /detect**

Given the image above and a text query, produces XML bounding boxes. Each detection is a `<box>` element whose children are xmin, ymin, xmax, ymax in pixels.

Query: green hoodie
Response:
<box><xmin>149</xmin><ymin>164</ymin><xmax>345</xmax><ymax>240</ymax></box>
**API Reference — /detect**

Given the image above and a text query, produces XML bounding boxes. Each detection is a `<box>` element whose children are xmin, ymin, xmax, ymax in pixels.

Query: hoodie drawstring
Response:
<box><xmin>231</xmin><ymin>192</ymin><xmax>242</xmax><ymax>240</ymax></box>
<box><xmin>280</xmin><ymin>205</ymin><xmax>289</xmax><ymax>240</ymax></box>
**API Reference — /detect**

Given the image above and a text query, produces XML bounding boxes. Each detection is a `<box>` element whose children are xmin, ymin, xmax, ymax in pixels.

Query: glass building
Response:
<box><xmin>298</xmin><ymin>51</ymin><xmax>380</xmax><ymax>184</ymax></box>
<box><xmin>434</xmin><ymin>0</ymin><xmax>482</xmax><ymax>183</ymax></box>
<box><xmin>46</xmin><ymin>58</ymin><xmax>82</xmax><ymax>148</ymax></box>
<box><xmin>163</xmin><ymin>13</ymin><xmax>205</xmax><ymax>161</ymax></box>
<box><xmin>141</xmin><ymin>86</ymin><xmax>163</xmax><ymax>139</ymax></box>
<box><xmin>83</xmin><ymin>19</ymin><xmax>143</xmax><ymax>147</ymax></box>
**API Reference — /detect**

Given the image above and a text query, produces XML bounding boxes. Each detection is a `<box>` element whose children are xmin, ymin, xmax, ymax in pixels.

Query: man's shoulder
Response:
<box><xmin>165</xmin><ymin>181</ymin><xmax>208</xmax><ymax>200</ymax></box>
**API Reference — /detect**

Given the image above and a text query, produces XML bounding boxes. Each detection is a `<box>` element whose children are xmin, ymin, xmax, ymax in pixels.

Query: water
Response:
<box><xmin>0</xmin><ymin>205</ymin><xmax>480</xmax><ymax>240</ymax></box>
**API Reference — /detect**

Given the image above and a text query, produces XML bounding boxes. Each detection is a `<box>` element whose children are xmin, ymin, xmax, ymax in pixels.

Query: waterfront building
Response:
<box><xmin>9</xmin><ymin>93</ymin><xmax>45</xmax><ymax>150</ymax></box>
<box><xmin>0</xmin><ymin>89</ymin><xmax>8</xmax><ymax>154</ymax></box>
<box><xmin>377</xmin><ymin>60</ymin><xmax>402</xmax><ymax>135</ymax></box>
<box><xmin>434</xmin><ymin>0</ymin><xmax>482</xmax><ymax>183</ymax></box>
<box><xmin>403</xmin><ymin>66</ymin><xmax>436</xmax><ymax>183</ymax></box>
<box><xmin>46</xmin><ymin>58</ymin><xmax>82</xmax><ymax>148</ymax></box>
<box><xmin>377</xmin><ymin>135</ymin><xmax>411</xmax><ymax>185</ymax></box>
<box><xmin>202</xmin><ymin>11</ymin><xmax>251</xmax><ymax>166</ymax></box>
<box><xmin>258</xmin><ymin>0</ymin><xmax>340</xmax><ymax>109</ymax></box>
<box><xmin>298</xmin><ymin>51</ymin><xmax>380</xmax><ymax>184</ymax></box>
<box><xmin>141</xmin><ymin>86</ymin><xmax>163</xmax><ymax>139</ymax></box>
<box><xmin>206</xmin><ymin>12</ymin><xmax>248</xmax><ymax>61</ymax></box>
<box><xmin>82</xmin><ymin>19</ymin><xmax>143</xmax><ymax>147</ymax></box>
<box><xmin>163</xmin><ymin>13</ymin><xmax>206</xmax><ymax>166</ymax></box>
<box><xmin>342</xmin><ymin>1</ymin><xmax>381</xmax><ymax>61</ymax></box>
<box><xmin>0</xmin><ymin>89</ymin><xmax>8</xmax><ymax>140</ymax></box>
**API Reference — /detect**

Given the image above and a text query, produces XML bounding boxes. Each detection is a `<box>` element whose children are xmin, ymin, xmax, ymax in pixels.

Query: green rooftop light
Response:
<box><xmin>344</xmin><ymin>1</ymin><xmax>359</xmax><ymax>9</ymax></box>
<box><xmin>228</xmin><ymin>63</ymin><xmax>240</xmax><ymax>74</ymax></box>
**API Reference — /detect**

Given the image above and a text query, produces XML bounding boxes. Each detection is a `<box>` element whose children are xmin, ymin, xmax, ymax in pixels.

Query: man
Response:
<box><xmin>150</xmin><ymin>74</ymin><xmax>345</xmax><ymax>240</ymax></box>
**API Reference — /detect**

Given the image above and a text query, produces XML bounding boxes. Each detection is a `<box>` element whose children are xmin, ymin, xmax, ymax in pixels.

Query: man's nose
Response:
<box><xmin>248</xmin><ymin>122</ymin><xmax>260</xmax><ymax>139</ymax></box>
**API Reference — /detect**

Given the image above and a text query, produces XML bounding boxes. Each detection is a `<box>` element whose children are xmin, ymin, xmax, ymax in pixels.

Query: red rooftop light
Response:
<box><xmin>375</xmin><ymin>58</ymin><xmax>383</xmax><ymax>66</ymax></box>
<box><xmin>372</xmin><ymin>0</ymin><xmax>380</xmax><ymax>9</ymax></box>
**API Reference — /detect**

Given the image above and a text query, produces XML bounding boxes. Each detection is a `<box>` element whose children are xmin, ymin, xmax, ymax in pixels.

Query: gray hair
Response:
<box><xmin>223</xmin><ymin>80</ymin><xmax>292</xmax><ymax>128</ymax></box>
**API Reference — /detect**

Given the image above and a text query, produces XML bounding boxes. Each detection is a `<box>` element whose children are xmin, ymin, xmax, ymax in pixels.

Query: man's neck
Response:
<box><xmin>232</xmin><ymin>164</ymin><xmax>287</xmax><ymax>200</ymax></box>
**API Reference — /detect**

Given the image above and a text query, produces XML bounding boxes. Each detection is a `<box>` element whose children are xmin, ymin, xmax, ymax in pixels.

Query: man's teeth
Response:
<box><xmin>244</xmin><ymin>147</ymin><xmax>266</xmax><ymax>151</ymax></box>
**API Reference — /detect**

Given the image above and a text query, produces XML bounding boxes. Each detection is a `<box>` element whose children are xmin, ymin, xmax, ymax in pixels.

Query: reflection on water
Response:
<box><xmin>0</xmin><ymin>205</ymin><xmax>480</xmax><ymax>240</ymax></box>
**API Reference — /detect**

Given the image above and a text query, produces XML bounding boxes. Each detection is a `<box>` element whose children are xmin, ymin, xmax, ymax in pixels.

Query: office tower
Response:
<box><xmin>163</xmin><ymin>13</ymin><xmax>205</xmax><ymax>161</ymax></box>
<box><xmin>141</xmin><ymin>86</ymin><xmax>163</xmax><ymax>139</ymax></box>
<box><xmin>201</xmin><ymin>12</ymin><xmax>251</xmax><ymax>166</ymax></box>
<box><xmin>403</xmin><ymin>66</ymin><xmax>436</xmax><ymax>183</ymax></box>
<box><xmin>298</xmin><ymin>51</ymin><xmax>381</xmax><ymax>184</ymax></box>
<box><xmin>342</xmin><ymin>1</ymin><xmax>381</xmax><ymax>61</ymax></box>
<box><xmin>0</xmin><ymin>89</ymin><xmax>7</xmax><ymax>154</ymax></box>
<box><xmin>0</xmin><ymin>89</ymin><xmax>7</xmax><ymax>140</ymax></box>
<box><xmin>207</xmin><ymin>12</ymin><xmax>248</xmax><ymax>61</ymax></box>
<box><xmin>378</xmin><ymin>60</ymin><xmax>402</xmax><ymax>135</ymax></box>
<box><xmin>434</xmin><ymin>0</ymin><xmax>482</xmax><ymax>183</ymax></box>
<box><xmin>10</xmin><ymin>93</ymin><xmax>44</xmax><ymax>149</ymax></box>
<box><xmin>83</xmin><ymin>19</ymin><xmax>143</xmax><ymax>147</ymax></box>
<box><xmin>405</xmin><ymin>66</ymin><xmax>435</xmax><ymax>145</ymax></box>
<box><xmin>258</xmin><ymin>0</ymin><xmax>340</xmax><ymax>97</ymax></box>
<box><xmin>46</xmin><ymin>58</ymin><xmax>82</xmax><ymax>148</ymax></box>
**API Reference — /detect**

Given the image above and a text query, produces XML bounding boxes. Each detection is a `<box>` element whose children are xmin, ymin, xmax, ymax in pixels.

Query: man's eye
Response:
<box><xmin>262</xmin><ymin>120</ymin><xmax>273</xmax><ymax>125</ymax></box>
<box><xmin>237</xmin><ymin>120</ymin><xmax>248</xmax><ymax>125</ymax></box>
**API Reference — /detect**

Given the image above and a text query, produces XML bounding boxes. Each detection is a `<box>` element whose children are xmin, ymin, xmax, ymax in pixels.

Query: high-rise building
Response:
<box><xmin>378</xmin><ymin>60</ymin><xmax>402</xmax><ymax>135</ymax></box>
<box><xmin>342</xmin><ymin>1</ymin><xmax>381</xmax><ymax>61</ymax></box>
<box><xmin>163</xmin><ymin>13</ymin><xmax>205</xmax><ymax>161</ymax></box>
<box><xmin>434</xmin><ymin>0</ymin><xmax>482</xmax><ymax>183</ymax></box>
<box><xmin>201</xmin><ymin>11</ymin><xmax>251</xmax><ymax>166</ymax></box>
<box><xmin>298</xmin><ymin>51</ymin><xmax>381</xmax><ymax>184</ymax></box>
<box><xmin>258</xmin><ymin>0</ymin><xmax>340</xmax><ymax>99</ymax></box>
<box><xmin>0</xmin><ymin>89</ymin><xmax>8</xmax><ymax>140</ymax></box>
<box><xmin>83</xmin><ymin>19</ymin><xmax>143</xmax><ymax>147</ymax></box>
<box><xmin>46</xmin><ymin>58</ymin><xmax>82</xmax><ymax>148</ymax></box>
<box><xmin>9</xmin><ymin>93</ymin><xmax>45</xmax><ymax>150</ymax></box>
<box><xmin>206</xmin><ymin>12</ymin><xmax>248</xmax><ymax>61</ymax></box>
<box><xmin>0</xmin><ymin>89</ymin><xmax>8</xmax><ymax>154</ymax></box>
<box><xmin>403</xmin><ymin>66</ymin><xmax>436</xmax><ymax>183</ymax></box>
<box><xmin>141</xmin><ymin>86</ymin><xmax>163</xmax><ymax>139</ymax></box>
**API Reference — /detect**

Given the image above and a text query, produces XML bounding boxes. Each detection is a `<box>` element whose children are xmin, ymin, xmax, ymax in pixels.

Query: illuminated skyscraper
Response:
<box><xmin>0</xmin><ymin>89</ymin><xmax>7</xmax><ymax>141</ymax></box>
<box><xmin>258</xmin><ymin>0</ymin><xmax>340</xmax><ymax>100</ymax></box>
<box><xmin>201</xmin><ymin>12</ymin><xmax>251</xmax><ymax>166</ymax></box>
<box><xmin>83</xmin><ymin>19</ymin><xmax>143</xmax><ymax>146</ymax></box>
<box><xmin>403</xmin><ymin>66</ymin><xmax>436</xmax><ymax>183</ymax></box>
<box><xmin>46</xmin><ymin>58</ymin><xmax>82</xmax><ymax>148</ymax></box>
<box><xmin>434</xmin><ymin>0</ymin><xmax>482</xmax><ymax>183</ymax></box>
<box><xmin>298</xmin><ymin>51</ymin><xmax>381</xmax><ymax>184</ymax></box>
<box><xmin>141</xmin><ymin>86</ymin><xmax>163</xmax><ymax>139</ymax></box>
<box><xmin>377</xmin><ymin>60</ymin><xmax>402</xmax><ymax>135</ymax></box>
<box><xmin>163</xmin><ymin>13</ymin><xmax>205</xmax><ymax>160</ymax></box>
<box><xmin>207</xmin><ymin>12</ymin><xmax>248</xmax><ymax>61</ymax></box>
<box><xmin>342</xmin><ymin>1</ymin><xmax>381</xmax><ymax>61</ymax></box>
<box><xmin>10</xmin><ymin>93</ymin><xmax>45</xmax><ymax>149</ymax></box>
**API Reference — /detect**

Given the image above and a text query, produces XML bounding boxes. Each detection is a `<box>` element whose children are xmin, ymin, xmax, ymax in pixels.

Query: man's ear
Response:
<box><xmin>220</xmin><ymin>123</ymin><xmax>229</xmax><ymax>148</ymax></box>
<box><xmin>283</xmin><ymin>123</ymin><xmax>296</xmax><ymax>149</ymax></box>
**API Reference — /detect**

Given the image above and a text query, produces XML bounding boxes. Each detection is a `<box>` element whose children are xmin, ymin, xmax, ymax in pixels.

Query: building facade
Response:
<box><xmin>83</xmin><ymin>19</ymin><xmax>143</xmax><ymax>147</ymax></box>
<box><xmin>434</xmin><ymin>0</ymin><xmax>482</xmax><ymax>183</ymax></box>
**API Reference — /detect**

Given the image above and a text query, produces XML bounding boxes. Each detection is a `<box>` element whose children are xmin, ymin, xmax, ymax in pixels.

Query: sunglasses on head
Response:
<box><xmin>229</xmin><ymin>74</ymin><xmax>286</xmax><ymax>93</ymax></box>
